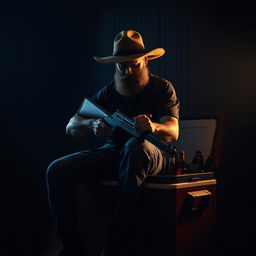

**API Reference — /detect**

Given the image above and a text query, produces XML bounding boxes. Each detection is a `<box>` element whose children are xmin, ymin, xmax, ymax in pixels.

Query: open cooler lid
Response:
<box><xmin>145</xmin><ymin>112</ymin><xmax>226</xmax><ymax>184</ymax></box>
<box><xmin>172</xmin><ymin>112</ymin><xmax>226</xmax><ymax>169</ymax></box>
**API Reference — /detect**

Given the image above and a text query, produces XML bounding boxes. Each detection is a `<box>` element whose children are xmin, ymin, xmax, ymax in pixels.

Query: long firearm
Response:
<box><xmin>78</xmin><ymin>98</ymin><xmax>176</xmax><ymax>156</ymax></box>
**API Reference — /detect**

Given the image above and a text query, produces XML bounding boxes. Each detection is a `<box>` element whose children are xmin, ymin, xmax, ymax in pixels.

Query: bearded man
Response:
<box><xmin>46</xmin><ymin>30</ymin><xmax>180</xmax><ymax>256</ymax></box>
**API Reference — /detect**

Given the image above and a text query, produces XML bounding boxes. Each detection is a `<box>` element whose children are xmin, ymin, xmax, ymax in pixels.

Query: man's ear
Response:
<box><xmin>144</xmin><ymin>56</ymin><xmax>149</xmax><ymax>65</ymax></box>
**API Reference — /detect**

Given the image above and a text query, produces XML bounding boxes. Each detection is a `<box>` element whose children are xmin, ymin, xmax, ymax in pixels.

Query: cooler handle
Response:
<box><xmin>187</xmin><ymin>190</ymin><xmax>211</xmax><ymax>212</ymax></box>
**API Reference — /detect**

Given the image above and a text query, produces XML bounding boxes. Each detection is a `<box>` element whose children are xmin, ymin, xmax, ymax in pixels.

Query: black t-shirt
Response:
<box><xmin>92</xmin><ymin>73</ymin><xmax>180</xmax><ymax>144</ymax></box>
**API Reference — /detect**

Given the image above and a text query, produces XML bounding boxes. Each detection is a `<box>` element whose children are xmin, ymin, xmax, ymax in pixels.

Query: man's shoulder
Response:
<box><xmin>149</xmin><ymin>74</ymin><xmax>175</xmax><ymax>91</ymax></box>
<box><xmin>95</xmin><ymin>80</ymin><xmax>115</xmax><ymax>95</ymax></box>
<box><xmin>101</xmin><ymin>80</ymin><xmax>115</xmax><ymax>90</ymax></box>
<box><xmin>92</xmin><ymin>80</ymin><xmax>115</xmax><ymax>104</ymax></box>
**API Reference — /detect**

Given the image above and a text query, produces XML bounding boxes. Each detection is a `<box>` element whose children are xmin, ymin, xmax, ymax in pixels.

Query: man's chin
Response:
<box><xmin>115</xmin><ymin>81</ymin><xmax>147</xmax><ymax>97</ymax></box>
<box><xmin>114</xmin><ymin>68</ymin><xmax>149</xmax><ymax>97</ymax></box>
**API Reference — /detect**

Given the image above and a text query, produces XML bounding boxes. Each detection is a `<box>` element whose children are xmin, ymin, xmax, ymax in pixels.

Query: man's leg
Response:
<box><xmin>101</xmin><ymin>138</ymin><xmax>168</xmax><ymax>256</ymax></box>
<box><xmin>46</xmin><ymin>145</ymin><xmax>120</xmax><ymax>256</ymax></box>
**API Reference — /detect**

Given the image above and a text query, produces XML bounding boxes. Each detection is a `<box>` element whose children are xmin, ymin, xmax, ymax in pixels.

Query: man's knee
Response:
<box><xmin>46</xmin><ymin>155</ymin><xmax>79</xmax><ymax>185</ymax></box>
<box><xmin>123</xmin><ymin>137</ymin><xmax>147</xmax><ymax>154</ymax></box>
<box><xmin>46</xmin><ymin>158</ymin><xmax>65</xmax><ymax>184</ymax></box>
<box><xmin>120</xmin><ymin>137</ymin><xmax>165</xmax><ymax>181</ymax></box>
<box><xmin>120</xmin><ymin>138</ymin><xmax>151</xmax><ymax>181</ymax></box>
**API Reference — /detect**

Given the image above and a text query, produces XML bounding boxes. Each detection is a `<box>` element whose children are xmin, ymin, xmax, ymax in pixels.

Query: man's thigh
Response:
<box><xmin>121</xmin><ymin>138</ymin><xmax>169</xmax><ymax>176</ymax></box>
<box><xmin>47</xmin><ymin>144</ymin><xmax>121</xmax><ymax>184</ymax></box>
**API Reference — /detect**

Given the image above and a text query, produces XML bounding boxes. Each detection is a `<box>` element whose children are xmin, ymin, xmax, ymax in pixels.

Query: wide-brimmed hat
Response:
<box><xmin>93</xmin><ymin>30</ymin><xmax>165</xmax><ymax>64</ymax></box>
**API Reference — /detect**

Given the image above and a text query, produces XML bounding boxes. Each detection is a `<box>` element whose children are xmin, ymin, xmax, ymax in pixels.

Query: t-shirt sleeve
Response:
<box><xmin>91</xmin><ymin>83</ymin><xmax>111</xmax><ymax>108</ymax></box>
<box><xmin>156</xmin><ymin>81</ymin><xmax>180</xmax><ymax>120</ymax></box>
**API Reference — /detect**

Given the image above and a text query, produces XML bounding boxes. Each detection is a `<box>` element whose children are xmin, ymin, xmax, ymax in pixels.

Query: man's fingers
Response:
<box><xmin>134</xmin><ymin>115</ymin><xmax>152</xmax><ymax>129</ymax></box>
<box><xmin>93</xmin><ymin>119</ymin><xmax>108</xmax><ymax>129</ymax></box>
<box><xmin>136</xmin><ymin>120</ymin><xmax>149</xmax><ymax>129</ymax></box>
<box><xmin>92</xmin><ymin>118</ymin><xmax>110</xmax><ymax>138</ymax></box>
<box><xmin>134</xmin><ymin>114</ymin><xmax>152</xmax><ymax>121</ymax></box>
<box><xmin>135</xmin><ymin>116</ymin><xmax>151</xmax><ymax>126</ymax></box>
<box><xmin>136</xmin><ymin>120</ymin><xmax>153</xmax><ymax>132</ymax></box>
<box><xmin>133</xmin><ymin>114</ymin><xmax>155</xmax><ymax>133</ymax></box>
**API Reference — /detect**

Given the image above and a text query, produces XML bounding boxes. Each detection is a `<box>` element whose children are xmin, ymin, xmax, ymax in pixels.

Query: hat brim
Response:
<box><xmin>93</xmin><ymin>48</ymin><xmax>165</xmax><ymax>64</ymax></box>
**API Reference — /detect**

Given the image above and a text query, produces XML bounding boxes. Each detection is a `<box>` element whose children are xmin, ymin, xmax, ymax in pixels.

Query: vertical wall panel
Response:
<box><xmin>163</xmin><ymin>1</ymin><xmax>183</xmax><ymax>108</ymax></box>
<box><xmin>180</xmin><ymin>4</ymin><xmax>190</xmax><ymax>113</ymax></box>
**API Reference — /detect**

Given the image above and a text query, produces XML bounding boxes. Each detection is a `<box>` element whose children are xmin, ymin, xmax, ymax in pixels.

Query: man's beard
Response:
<box><xmin>114</xmin><ymin>65</ymin><xmax>150</xmax><ymax>97</ymax></box>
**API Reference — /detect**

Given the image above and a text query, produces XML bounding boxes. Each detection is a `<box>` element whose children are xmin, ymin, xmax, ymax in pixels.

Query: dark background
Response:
<box><xmin>1</xmin><ymin>0</ymin><xmax>256</xmax><ymax>255</ymax></box>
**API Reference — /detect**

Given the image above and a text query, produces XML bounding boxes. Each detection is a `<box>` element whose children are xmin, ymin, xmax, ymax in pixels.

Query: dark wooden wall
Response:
<box><xmin>1</xmin><ymin>0</ymin><xmax>255</xmax><ymax>255</ymax></box>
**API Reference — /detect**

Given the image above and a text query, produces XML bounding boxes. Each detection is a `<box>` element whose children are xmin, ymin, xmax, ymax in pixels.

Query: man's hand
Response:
<box><xmin>134</xmin><ymin>114</ymin><xmax>179</xmax><ymax>143</ymax></box>
<box><xmin>66</xmin><ymin>115</ymin><xmax>111</xmax><ymax>138</ymax></box>
<box><xmin>91</xmin><ymin>118</ymin><xmax>111</xmax><ymax>138</ymax></box>
<box><xmin>134</xmin><ymin>114</ymin><xmax>156</xmax><ymax>133</ymax></box>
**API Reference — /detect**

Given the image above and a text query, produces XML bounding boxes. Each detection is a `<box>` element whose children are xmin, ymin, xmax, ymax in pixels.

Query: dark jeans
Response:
<box><xmin>46</xmin><ymin>137</ymin><xmax>168</xmax><ymax>254</ymax></box>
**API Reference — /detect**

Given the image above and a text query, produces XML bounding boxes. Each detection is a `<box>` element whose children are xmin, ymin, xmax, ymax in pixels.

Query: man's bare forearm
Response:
<box><xmin>152</xmin><ymin>121</ymin><xmax>179</xmax><ymax>143</ymax></box>
<box><xmin>66</xmin><ymin>114</ymin><xmax>95</xmax><ymax>137</ymax></box>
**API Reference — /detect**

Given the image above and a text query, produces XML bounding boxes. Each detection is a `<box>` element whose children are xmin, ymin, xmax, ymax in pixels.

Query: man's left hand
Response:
<box><xmin>134</xmin><ymin>114</ymin><xmax>157</xmax><ymax>134</ymax></box>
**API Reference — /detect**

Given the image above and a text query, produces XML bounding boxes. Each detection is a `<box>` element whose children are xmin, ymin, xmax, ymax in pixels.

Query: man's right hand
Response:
<box><xmin>91</xmin><ymin>118</ymin><xmax>111</xmax><ymax>138</ymax></box>
<box><xmin>66</xmin><ymin>115</ymin><xmax>111</xmax><ymax>138</ymax></box>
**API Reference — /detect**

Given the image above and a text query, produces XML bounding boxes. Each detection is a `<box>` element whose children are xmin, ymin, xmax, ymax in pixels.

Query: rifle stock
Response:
<box><xmin>78</xmin><ymin>98</ymin><xmax>110</xmax><ymax>119</ymax></box>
